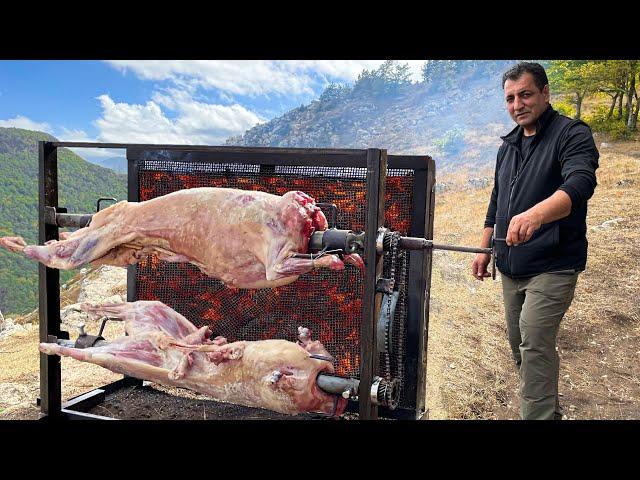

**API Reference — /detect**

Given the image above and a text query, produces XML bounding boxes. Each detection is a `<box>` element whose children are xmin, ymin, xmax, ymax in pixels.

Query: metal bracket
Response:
<box><xmin>43</xmin><ymin>206</ymin><xmax>58</xmax><ymax>226</ymax></box>
<box><xmin>96</xmin><ymin>197</ymin><xmax>118</xmax><ymax>212</ymax></box>
<box><xmin>315</xmin><ymin>202</ymin><xmax>338</xmax><ymax>229</ymax></box>
<box><xmin>74</xmin><ymin>316</ymin><xmax>121</xmax><ymax>349</ymax></box>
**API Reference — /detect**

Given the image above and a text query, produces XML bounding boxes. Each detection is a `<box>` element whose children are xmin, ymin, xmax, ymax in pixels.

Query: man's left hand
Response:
<box><xmin>506</xmin><ymin>210</ymin><xmax>543</xmax><ymax>246</ymax></box>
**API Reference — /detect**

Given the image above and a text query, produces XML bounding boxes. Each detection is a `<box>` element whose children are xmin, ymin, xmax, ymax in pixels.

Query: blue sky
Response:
<box><xmin>0</xmin><ymin>60</ymin><xmax>427</xmax><ymax>161</ymax></box>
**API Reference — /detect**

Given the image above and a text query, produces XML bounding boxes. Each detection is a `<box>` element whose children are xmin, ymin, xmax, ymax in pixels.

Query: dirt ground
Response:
<box><xmin>85</xmin><ymin>383</ymin><xmax>322</xmax><ymax>420</ymax></box>
<box><xmin>1</xmin><ymin>139</ymin><xmax>638</xmax><ymax>420</ymax></box>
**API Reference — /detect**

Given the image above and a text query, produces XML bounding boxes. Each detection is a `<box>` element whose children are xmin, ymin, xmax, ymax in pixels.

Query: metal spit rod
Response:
<box><xmin>397</xmin><ymin>236</ymin><xmax>492</xmax><ymax>255</ymax></box>
<box><xmin>316</xmin><ymin>373</ymin><xmax>359</xmax><ymax>398</ymax></box>
<box><xmin>44</xmin><ymin>198</ymin><xmax>118</xmax><ymax>229</ymax></box>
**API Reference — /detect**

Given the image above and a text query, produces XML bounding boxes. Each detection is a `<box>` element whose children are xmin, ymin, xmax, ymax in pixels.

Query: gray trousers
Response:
<box><xmin>501</xmin><ymin>270</ymin><xmax>579</xmax><ymax>420</ymax></box>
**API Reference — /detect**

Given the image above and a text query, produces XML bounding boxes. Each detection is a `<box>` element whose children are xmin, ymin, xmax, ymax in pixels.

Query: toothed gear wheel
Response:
<box><xmin>377</xmin><ymin>378</ymin><xmax>400</xmax><ymax>410</ymax></box>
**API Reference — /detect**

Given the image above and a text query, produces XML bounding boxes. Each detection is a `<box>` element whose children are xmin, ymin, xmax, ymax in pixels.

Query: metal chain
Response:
<box><xmin>395</xmin><ymin>250</ymin><xmax>407</xmax><ymax>379</ymax></box>
<box><xmin>383</xmin><ymin>231</ymin><xmax>401</xmax><ymax>380</ymax></box>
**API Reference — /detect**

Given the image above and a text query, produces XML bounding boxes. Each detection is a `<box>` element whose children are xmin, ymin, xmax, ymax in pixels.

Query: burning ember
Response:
<box><xmin>136</xmin><ymin>168</ymin><xmax>413</xmax><ymax>379</ymax></box>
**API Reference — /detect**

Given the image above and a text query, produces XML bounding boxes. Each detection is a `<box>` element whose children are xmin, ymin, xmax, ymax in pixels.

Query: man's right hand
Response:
<box><xmin>471</xmin><ymin>253</ymin><xmax>492</xmax><ymax>281</ymax></box>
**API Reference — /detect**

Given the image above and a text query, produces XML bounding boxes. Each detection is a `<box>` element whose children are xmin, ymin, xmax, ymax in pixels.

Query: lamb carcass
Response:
<box><xmin>0</xmin><ymin>187</ymin><xmax>363</xmax><ymax>288</ymax></box>
<box><xmin>39</xmin><ymin>300</ymin><xmax>348</xmax><ymax>417</ymax></box>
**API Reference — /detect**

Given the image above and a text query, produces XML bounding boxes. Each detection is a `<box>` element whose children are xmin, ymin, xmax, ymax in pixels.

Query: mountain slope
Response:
<box><xmin>226</xmin><ymin>60</ymin><xmax>517</xmax><ymax>172</ymax></box>
<box><xmin>85</xmin><ymin>156</ymin><xmax>127</xmax><ymax>174</ymax></box>
<box><xmin>0</xmin><ymin>127</ymin><xmax>127</xmax><ymax>315</ymax></box>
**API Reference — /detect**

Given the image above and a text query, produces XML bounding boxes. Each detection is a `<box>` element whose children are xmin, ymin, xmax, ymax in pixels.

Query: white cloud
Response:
<box><xmin>92</xmin><ymin>92</ymin><xmax>263</xmax><ymax>145</ymax></box>
<box><xmin>0</xmin><ymin>115</ymin><xmax>51</xmax><ymax>132</ymax></box>
<box><xmin>107</xmin><ymin>61</ymin><xmax>314</xmax><ymax>97</ymax></box>
<box><xmin>105</xmin><ymin>60</ymin><xmax>428</xmax><ymax>97</ymax></box>
<box><xmin>57</xmin><ymin>127</ymin><xmax>93</xmax><ymax>142</ymax></box>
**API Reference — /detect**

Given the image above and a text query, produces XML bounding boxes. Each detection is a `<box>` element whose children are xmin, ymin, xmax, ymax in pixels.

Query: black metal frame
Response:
<box><xmin>36</xmin><ymin>141</ymin><xmax>435</xmax><ymax>420</ymax></box>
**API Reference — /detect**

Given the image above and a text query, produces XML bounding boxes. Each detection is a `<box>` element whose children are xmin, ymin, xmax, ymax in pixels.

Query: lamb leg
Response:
<box><xmin>81</xmin><ymin>300</ymin><xmax>206</xmax><ymax>340</ymax></box>
<box><xmin>39</xmin><ymin>336</ymin><xmax>171</xmax><ymax>380</ymax></box>
<box><xmin>1</xmin><ymin>201</ymin><xmax>135</xmax><ymax>269</ymax></box>
<box><xmin>269</xmin><ymin>254</ymin><xmax>346</xmax><ymax>279</ymax></box>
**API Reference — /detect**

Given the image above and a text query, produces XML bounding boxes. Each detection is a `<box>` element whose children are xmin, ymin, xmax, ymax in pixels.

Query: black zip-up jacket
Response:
<box><xmin>484</xmin><ymin>105</ymin><xmax>599</xmax><ymax>278</ymax></box>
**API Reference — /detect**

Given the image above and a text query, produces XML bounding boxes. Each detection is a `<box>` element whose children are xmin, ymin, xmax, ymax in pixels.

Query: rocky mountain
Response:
<box><xmin>0</xmin><ymin>127</ymin><xmax>127</xmax><ymax>315</ymax></box>
<box><xmin>226</xmin><ymin>60</ymin><xmax>520</xmax><ymax>172</ymax></box>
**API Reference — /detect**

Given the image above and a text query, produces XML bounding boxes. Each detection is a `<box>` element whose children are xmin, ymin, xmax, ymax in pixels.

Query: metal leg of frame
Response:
<box><xmin>404</xmin><ymin>157</ymin><xmax>436</xmax><ymax>419</ymax></box>
<box><xmin>38</xmin><ymin>141</ymin><xmax>63</xmax><ymax>418</ymax></box>
<box><xmin>359</xmin><ymin>149</ymin><xmax>387</xmax><ymax>420</ymax></box>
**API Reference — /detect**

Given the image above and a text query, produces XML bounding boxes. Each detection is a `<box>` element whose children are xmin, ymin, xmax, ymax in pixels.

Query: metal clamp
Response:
<box><xmin>375</xmin><ymin>278</ymin><xmax>395</xmax><ymax>294</ymax></box>
<box><xmin>308</xmin><ymin>353</ymin><xmax>334</xmax><ymax>362</ymax></box>
<box><xmin>73</xmin><ymin>316</ymin><xmax>121</xmax><ymax>349</ymax></box>
<box><xmin>96</xmin><ymin>197</ymin><xmax>118</xmax><ymax>212</ymax></box>
<box><xmin>315</xmin><ymin>202</ymin><xmax>338</xmax><ymax>229</ymax></box>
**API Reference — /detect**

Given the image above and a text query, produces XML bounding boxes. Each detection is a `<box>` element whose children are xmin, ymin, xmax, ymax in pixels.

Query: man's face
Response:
<box><xmin>504</xmin><ymin>72</ymin><xmax>550</xmax><ymax>132</ymax></box>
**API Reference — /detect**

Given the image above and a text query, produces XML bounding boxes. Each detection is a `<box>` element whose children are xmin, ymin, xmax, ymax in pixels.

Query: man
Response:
<box><xmin>471</xmin><ymin>62</ymin><xmax>599</xmax><ymax>420</ymax></box>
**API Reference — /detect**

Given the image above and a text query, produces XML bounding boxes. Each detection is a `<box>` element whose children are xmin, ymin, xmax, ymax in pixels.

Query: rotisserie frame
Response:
<box><xmin>36</xmin><ymin>141</ymin><xmax>435</xmax><ymax>420</ymax></box>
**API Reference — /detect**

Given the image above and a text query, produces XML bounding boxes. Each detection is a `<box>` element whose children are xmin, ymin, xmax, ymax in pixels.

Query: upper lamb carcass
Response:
<box><xmin>39</xmin><ymin>300</ymin><xmax>348</xmax><ymax>417</ymax></box>
<box><xmin>0</xmin><ymin>187</ymin><xmax>363</xmax><ymax>288</ymax></box>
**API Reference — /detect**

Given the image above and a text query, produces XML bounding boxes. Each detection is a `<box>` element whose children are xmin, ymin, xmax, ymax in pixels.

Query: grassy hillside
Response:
<box><xmin>0</xmin><ymin>127</ymin><xmax>127</xmax><ymax>315</ymax></box>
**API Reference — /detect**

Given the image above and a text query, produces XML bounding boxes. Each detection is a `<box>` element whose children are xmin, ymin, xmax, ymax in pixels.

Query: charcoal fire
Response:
<box><xmin>135</xmin><ymin>171</ymin><xmax>414</xmax><ymax>385</ymax></box>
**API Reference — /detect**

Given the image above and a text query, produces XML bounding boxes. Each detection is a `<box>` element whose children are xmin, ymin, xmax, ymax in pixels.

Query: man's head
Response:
<box><xmin>502</xmin><ymin>62</ymin><xmax>550</xmax><ymax>135</ymax></box>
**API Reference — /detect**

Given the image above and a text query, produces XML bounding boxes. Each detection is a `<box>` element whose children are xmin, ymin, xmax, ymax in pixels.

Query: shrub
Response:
<box><xmin>554</xmin><ymin>100</ymin><xmax>575</xmax><ymax>118</ymax></box>
<box><xmin>583</xmin><ymin>105</ymin><xmax>631</xmax><ymax>140</ymax></box>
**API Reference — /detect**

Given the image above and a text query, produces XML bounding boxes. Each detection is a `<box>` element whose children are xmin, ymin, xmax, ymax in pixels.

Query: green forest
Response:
<box><xmin>0</xmin><ymin>127</ymin><xmax>126</xmax><ymax>315</ymax></box>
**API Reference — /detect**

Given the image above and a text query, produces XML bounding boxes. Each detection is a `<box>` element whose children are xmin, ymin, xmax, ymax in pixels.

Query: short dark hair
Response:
<box><xmin>502</xmin><ymin>62</ymin><xmax>549</xmax><ymax>91</ymax></box>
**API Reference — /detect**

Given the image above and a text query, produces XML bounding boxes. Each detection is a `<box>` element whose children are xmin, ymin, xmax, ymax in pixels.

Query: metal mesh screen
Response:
<box><xmin>134</xmin><ymin>158</ymin><xmax>415</xmax><ymax>406</ymax></box>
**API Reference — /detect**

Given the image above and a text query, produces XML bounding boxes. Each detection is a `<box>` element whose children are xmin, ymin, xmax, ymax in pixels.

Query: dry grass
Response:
<box><xmin>424</xmin><ymin>161</ymin><xmax>514</xmax><ymax>419</ymax></box>
<box><xmin>426</xmin><ymin>139</ymin><xmax>640</xmax><ymax>419</ymax></box>
<box><xmin>556</xmin><ymin>141</ymin><xmax>640</xmax><ymax>419</ymax></box>
<box><xmin>0</xmin><ymin>266</ymin><xmax>124</xmax><ymax>419</ymax></box>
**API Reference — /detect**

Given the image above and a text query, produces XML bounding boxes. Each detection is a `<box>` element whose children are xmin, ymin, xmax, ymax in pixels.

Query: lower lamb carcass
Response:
<box><xmin>39</xmin><ymin>300</ymin><xmax>348</xmax><ymax>417</ymax></box>
<box><xmin>0</xmin><ymin>187</ymin><xmax>363</xmax><ymax>288</ymax></box>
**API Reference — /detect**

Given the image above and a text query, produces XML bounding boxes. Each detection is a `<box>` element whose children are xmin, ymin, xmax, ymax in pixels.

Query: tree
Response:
<box><xmin>421</xmin><ymin>60</ymin><xmax>458</xmax><ymax>90</ymax></box>
<box><xmin>353</xmin><ymin>61</ymin><xmax>412</xmax><ymax>97</ymax></box>
<box><xmin>593</xmin><ymin>60</ymin><xmax>628</xmax><ymax>119</ymax></box>
<box><xmin>319</xmin><ymin>83</ymin><xmax>350</xmax><ymax>103</ymax></box>
<box><xmin>593</xmin><ymin>60</ymin><xmax>640</xmax><ymax>131</ymax></box>
<box><xmin>623</xmin><ymin>61</ymin><xmax>639</xmax><ymax>130</ymax></box>
<box><xmin>548</xmin><ymin>60</ymin><xmax>601</xmax><ymax>120</ymax></box>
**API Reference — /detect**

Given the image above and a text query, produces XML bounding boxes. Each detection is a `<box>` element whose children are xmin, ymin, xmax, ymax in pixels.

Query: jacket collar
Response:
<box><xmin>501</xmin><ymin>104</ymin><xmax>558</xmax><ymax>146</ymax></box>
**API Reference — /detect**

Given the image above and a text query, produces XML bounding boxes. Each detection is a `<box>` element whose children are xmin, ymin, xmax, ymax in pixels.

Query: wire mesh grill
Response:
<box><xmin>134</xmin><ymin>158</ymin><xmax>416</xmax><ymax>407</ymax></box>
